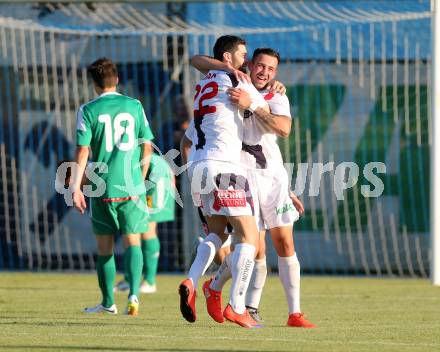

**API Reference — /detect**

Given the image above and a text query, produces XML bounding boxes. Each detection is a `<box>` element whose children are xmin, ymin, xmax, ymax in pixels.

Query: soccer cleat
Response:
<box><xmin>246</xmin><ymin>306</ymin><xmax>264</xmax><ymax>323</ymax></box>
<box><xmin>125</xmin><ymin>295</ymin><xmax>139</xmax><ymax>316</ymax></box>
<box><xmin>83</xmin><ymin>303</ymin><xmax>118</xmax><ymax>315</ymax></box>
<box><xmin>287</xmin><ymin>312</ymin><xmax>316</xmax><ymax>328</ymax></box>
<box><xmin>140</xmin><ymin>281</ymin><xmax>157</xmax><ymax>294</ymax></box>
<box><xmin>202</xmin><ymin>278</ymin><xmax>224</xmax><ymax>323</ymax></box>
<box><xmin>178</xmin><ymin>278</ymin><xmax>197</xmax><ymax>323</ymax></box>
<box><xmin>113</xmin><ymin>280</ymin><xmax>129</xmax><ymax>293</ymax></box>
<box><xmin>223</xmin><ymin>304</ymin><xmax>262</xmax><ymax>328</ymax></box>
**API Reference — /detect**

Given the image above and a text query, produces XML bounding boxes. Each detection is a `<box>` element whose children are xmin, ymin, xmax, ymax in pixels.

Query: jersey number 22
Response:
<box><xmin>194</xmin><ymin>81</ymin><xmax>218</xmax><ymax>150</ymax></box>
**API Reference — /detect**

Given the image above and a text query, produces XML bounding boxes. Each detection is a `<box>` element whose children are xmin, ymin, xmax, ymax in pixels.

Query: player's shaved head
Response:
<box><xmin>88</xmin><ymin>57</ymin><xmax>118</xmax><ymax>89</ymax></box>
<box><xmin>213</xmin><ymin>35</ymin><xmax>246</xmax><ymax>61</ymax></box>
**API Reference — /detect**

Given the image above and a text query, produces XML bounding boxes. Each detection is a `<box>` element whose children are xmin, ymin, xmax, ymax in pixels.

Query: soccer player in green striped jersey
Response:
<box><xmin>72</xmin><ymin>57</ymin><xmax>154</xmax><ymax>316</ymax></box>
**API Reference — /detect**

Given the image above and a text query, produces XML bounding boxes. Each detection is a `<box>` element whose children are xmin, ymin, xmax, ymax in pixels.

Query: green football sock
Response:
<box><xmin>97</xmin><ymin>255</ymin><xmax>116</xmax><ymax>308</ymax></box>
<box><xmin>125</xmin><ymin>245</ymin><xmax>143</xmax><ymax>297</ymax></box>
<box><xmin>123</xmin><ymin>251</ymin><xmax>129</xmax><ymax>283</ymax></box>
<box><xmin>142</xmin><ymin>237</ymin><xmax>160</xmax><ymax>285</ymax></box>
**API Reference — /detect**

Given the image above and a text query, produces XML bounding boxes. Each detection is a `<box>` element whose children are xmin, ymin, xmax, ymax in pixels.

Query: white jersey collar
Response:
<box><xmin>98</xmin><ymin>91</ymin><xmax>121</xmax><ymax>98</ymax></box>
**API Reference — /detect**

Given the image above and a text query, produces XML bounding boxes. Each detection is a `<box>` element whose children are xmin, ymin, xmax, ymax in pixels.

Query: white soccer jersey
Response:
<box><xmin>241</xmin><ymin>90</ymin><xmax>298</xmax><ymax>229</ymax></box>
<box><xmin>187</xmin><ymin>70</ymin><xmax>267</xmax><ymax>165</ymax></box>
<box><xmin>242</xmin><ymin>90</ymin><xmax>291</xmax><ymax>168</ymax></box>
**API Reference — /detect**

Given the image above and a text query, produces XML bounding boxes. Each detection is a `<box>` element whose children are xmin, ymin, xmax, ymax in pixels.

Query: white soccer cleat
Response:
<box><xmin>83</xmin><ymin>303</ymin><xmax>118</xmax><ymax>315</ymax></box>
<box><xmin>140</xmin><ymin>281</ymin><xmax>157</xmax><ymax>294</ymax></box>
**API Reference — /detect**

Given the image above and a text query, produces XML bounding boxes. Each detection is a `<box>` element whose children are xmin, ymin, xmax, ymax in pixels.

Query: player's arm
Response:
<box><xmin>227</xmin><ymin>88</ymin><xmax>291</xmax><ymax>138</ymax></box>
<box><xmin>181</xmin><ymin>118</ymin><xmax>195</xmax><ymax>165</ymax></box>
<box><xmin>74</xmin><ymin>105</ymin><xmax>92</xmax><ymax>213</ymax></box>
<box><xmin>180</xmin><ymin>134</ymin><xmax>192</xmax><ymax>165</ymax></box>
<box><xmin>141</xmin><ymin>141</ymin><xmax>152</xmax><ymax>180</ymax></box>
<box><xmin>72</xmin><ymin>146</ymin><xmax>89</xmax><ymax>213</ymax></box>
<box><xmin>266</xmin><ymin>80</ymin><xmax>287</xmax><ymax>95</ymax></box>
<box><xmin>58</xmin><ymin>160</ymin><xmax>89</xmax><ymax>187</ymax></box>
<box><xmin>253</xmin><ymin>109</ymin><xmax>291</xmax><ymax>138</ymax></box>
<box><xmin>190</xmin><ymin>55</ymin><xmax>250</xmax><ymax>83</ymax></box>
<box><xmin>289</xmin><ymin>190</ymin><xmax>304</xmax><ymax>215</ymax></box>
<box><xmin>137</xmin><ymin>101</ymin><xmax>155</xmax><ymax>180</ymax></box>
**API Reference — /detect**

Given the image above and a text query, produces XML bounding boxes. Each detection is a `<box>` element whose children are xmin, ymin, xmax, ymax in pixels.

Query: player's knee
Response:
<box><xmin>96</xmin><ymin>235</ymin><xmax>114</xmax><ymax>255</ymax></box>
<box><xmin>213</xmin><ymin>252</ymin><xmax>223</xmax><ymax>265</ymax></box>
<box><xmin>256</xmin><ymin>243</ymin><xmax>266</xmax><ymax>259</ymax></box>
<box><xmin>276</xmin><ymin>240</ymin><xmax>294</xmax><ymax>257</ymax></box>
<box><xmin>123</xmin><ymin>234</ymin><xmax>141</xmax><ymax>248</ymax></box>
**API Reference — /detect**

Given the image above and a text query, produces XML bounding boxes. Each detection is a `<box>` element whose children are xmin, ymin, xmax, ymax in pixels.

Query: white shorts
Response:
<box><xmin>255</xmin><ymin>165</ymin><xmax>299</xmax><ymax>229</ymax></box>
<box><xmin>188</xmin><ymin>160</ymin><xmax>258</xmax><ymax>218</ymax></box>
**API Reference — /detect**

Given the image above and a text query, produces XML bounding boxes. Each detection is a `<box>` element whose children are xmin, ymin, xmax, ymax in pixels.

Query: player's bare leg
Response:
<box><xmin>214</xmin><ymin>243</ymin><xmax>231</xmax><ymax>265</ymax></box>
<box><xmin>270</xmin><ymin>226</ymin><xmax>315</xmax><ymax>328</ymax></box>
<box><xmin>84</xmin><ymin>235</ymin><xmax>117</xmax><ymax>314</ymax></box>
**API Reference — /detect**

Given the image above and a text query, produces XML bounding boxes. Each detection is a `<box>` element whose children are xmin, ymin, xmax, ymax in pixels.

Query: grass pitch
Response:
<box><xmin>0</xmin><ymin>273</ymin><xmax>439</xmax><ymax>352</ymax></box>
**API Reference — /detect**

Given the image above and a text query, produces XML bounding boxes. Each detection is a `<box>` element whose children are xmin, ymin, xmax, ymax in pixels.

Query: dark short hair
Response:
<box><xmin>213</xmin><ymin>35</ymin><xmax>246</xmax><ymax>61</ymax></box>
<box><xmin>87</xmin><ymin>57</ymin><xmax>118</xmax><ymax>89</ymax></box>
<box><xmin>252</xmin><ymin>48</ymin><xmax>281</xmax><ymax>64</ymax></box>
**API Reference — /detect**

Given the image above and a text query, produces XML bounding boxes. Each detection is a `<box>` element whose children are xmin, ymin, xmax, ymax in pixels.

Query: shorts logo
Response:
<box><xmin>276</xmin><ymin>203</ymin><xmax>295</xmax><ymax>215</ymax></box>
<box><xmin>213</xmin><ymin>190</ymin><xmax>246</xmax><ymax>210</ymax></box>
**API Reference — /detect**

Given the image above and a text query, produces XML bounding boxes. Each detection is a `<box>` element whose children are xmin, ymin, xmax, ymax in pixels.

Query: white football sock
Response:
<box><xmin>188</xmin><ymin>233</ymin><xmax>222</xmax><ymax>289</ymax></box>
<box><xmin>229</xmin><ymin>243</ymin><xmax>255</xmax><ymax>314</ymax></box>
<box><xmin>278</xmin><ymin>253</ymin><xmax>301</xmax><ymax>314</ymax></box>
<box><xmin>245</xmin><ymin>256</ymin><xmax>267</xmax><ymax>309</ymax></box>
<box><xmin>210</xmin><ymin>253</ymin><xmax>232</xmax><ymax>291</ymax></box>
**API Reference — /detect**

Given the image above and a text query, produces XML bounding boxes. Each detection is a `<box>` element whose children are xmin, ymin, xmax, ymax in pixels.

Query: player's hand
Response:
<box><xmin>73</xmin><ymin>190</ymin><xmax>87</xmax><ymax>214</ymax></box>
<box><xmin>227</xmin><ymin>88</ymin><xmax>251</xmax><ymax>110</ymax></box>
<box><xmin>267</xmin><ymin>80</ymin><xmax>286</xmax><ymax>95</ymax></box>
<box><xmin>225</xmin><ymin>63</ymin><xmax>251</xmax><ymax>83</ymax></box>
<box><xmin>289</xmin><ymin>191</ymin><xmax>304</xmax><ymax>215</ymax></box>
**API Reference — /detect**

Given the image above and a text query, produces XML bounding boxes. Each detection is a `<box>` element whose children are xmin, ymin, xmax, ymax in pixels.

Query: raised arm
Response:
<box><xmin>190</xmin><ymin>55</ymin><xmax>250</xmax><ymax>83</ymax></box>
<box><xmin>191</xmin><ymin>55</ymin><xmax>228</xmax><ymax>74</ymax></box>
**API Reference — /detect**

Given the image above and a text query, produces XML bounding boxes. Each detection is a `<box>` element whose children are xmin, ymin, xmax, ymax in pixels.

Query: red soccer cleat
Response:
<box><xmin>287</xmin><ymin>312</ymin><xmax>316</xmax><ymax>328</ymax></box>
<box><xmin>223</xmin><ymin>304</ymin><xmax>262</xmax><ymax>328</ymax></box>
<box><xmin>202</xmin><ymin>278</ymin><xmax>224</xmax><ymax>323</ymax></box>
<box><xmin>179</xmin><ymin>278</ymin><xmax>197</xmax><ymax>323</ymax></box>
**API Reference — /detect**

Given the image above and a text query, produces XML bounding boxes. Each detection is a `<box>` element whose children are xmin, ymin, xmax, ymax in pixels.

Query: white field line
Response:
<box><xmin>0</xmin><ymin>332</ymin><xmax>439</xmax><ymax>348</ymax></box>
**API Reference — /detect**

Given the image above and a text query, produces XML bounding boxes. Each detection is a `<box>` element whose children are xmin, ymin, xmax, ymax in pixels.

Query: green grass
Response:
<box><xmin>0</xmin><ymin>273</ymin><xmax>439</xmax><ymax>352</ymax></box>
